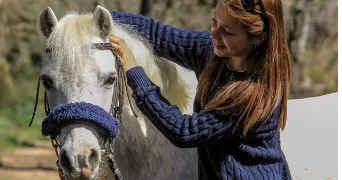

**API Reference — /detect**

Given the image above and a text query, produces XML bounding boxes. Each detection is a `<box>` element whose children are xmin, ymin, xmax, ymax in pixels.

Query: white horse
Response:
<box><xmin>37</xmin><ymin>5</ymin><xmax>197</xmax><ymax>180</ymax></box>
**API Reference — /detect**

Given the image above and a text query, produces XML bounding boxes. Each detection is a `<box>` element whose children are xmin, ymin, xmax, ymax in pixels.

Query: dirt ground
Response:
<box><xmin>0</xmin><ymin>143</ymin><xmax>59</xmax><ymax>180</ymax></box>
<box><xmin>0</xmin><ymin>169</ymin><xmax>59</xmax><ymax>180</ymax></box>
<box><xmin>0</xmin><ymin>140</ymin><xmax>337</xmax><ymax>180</ymax></box>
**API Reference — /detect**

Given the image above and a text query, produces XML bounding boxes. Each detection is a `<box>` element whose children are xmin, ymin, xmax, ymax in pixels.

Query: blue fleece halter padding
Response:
<box><xmin>42</xmin><ymin>102</ymin><xmax>119</xmax><ymax>138</ymax></box>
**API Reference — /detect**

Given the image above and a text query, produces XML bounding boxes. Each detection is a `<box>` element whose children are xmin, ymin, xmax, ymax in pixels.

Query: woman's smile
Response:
<box><xmin>213</xmin><ymin>41</ymin><xmax>226</xmax><ymax>50</ymax></box>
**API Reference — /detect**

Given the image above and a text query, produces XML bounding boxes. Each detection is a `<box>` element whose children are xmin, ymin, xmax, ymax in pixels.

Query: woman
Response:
<box><xmin>110</xmin><ymin>0</ymin><xmax>291</xmax><ymax>179</ymax></box>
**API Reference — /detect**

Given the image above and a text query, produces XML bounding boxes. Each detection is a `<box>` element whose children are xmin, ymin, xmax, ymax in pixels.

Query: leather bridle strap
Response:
<box><xmin>92</xmin><ymin>43</ymin><xmax>138</xmax><ymax>119</ymax></box>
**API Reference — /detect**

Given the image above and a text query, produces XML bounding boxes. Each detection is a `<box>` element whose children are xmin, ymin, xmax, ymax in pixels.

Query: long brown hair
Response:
<box><xmin>197</xmin><ymin>0</ymin><xmax>291</xmax><ymax>136</ymax></box>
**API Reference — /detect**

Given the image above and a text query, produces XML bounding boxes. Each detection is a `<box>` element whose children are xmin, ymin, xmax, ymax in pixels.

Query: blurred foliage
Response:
<box><xmin>0</xmin><ymin>0</ymin><xmax>338</xmax><ymax>149</ymax></box>
<box><xmin>0</xmin><ymin>98</ymin><xmax>47</xmax><ymax>150</ymax></box>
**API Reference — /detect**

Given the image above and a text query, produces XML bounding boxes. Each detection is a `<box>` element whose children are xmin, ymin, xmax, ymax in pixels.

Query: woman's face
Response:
<box><xmin>210</xmin><ymin>1</ymin><xmax>253</xmax><ymax>59</ymax></box>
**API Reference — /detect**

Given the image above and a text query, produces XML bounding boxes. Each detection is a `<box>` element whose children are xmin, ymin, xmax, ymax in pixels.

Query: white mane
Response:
<box><xmin>45</xmin><ymin>12</ymin><xmax>164</xmax><ymax>90</ymax></box>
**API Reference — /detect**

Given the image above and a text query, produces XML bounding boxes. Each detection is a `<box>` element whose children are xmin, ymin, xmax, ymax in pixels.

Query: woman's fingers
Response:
<box><xmin>109</xmin><ymin>35</ymin><xmax>126</xmax><ymax>47</ymax></box>
<box><xmin>109</xmin><ymin>35</ymin><xmax>127</xmax><ymax>59</ymax></box>
<box><xmin>108</xmin><ymin>34</ymin><xmax>138</xmax><ymax>71</ymax></box>
<box><xmin>110</xmin><ymin>42</ymin><xmax>124</xmax><ymax>58</ymax></box>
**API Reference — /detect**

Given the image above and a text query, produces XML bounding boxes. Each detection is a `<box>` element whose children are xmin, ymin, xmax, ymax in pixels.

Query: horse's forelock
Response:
<box><xmin>46</xmin><ymin>13</ymin><xmax>98</xmax><ymax>75</ymax></box>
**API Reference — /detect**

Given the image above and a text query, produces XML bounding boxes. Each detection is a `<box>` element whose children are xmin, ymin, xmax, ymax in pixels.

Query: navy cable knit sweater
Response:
<box><xmin>112</xmin><ymin>11</ymin><xmax>291</xmax><ymax>180</ymax></box>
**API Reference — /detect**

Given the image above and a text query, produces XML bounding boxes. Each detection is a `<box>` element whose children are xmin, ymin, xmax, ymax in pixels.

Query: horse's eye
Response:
<box><xmin>40</xmin><ymin>75</ymin><xmax>53</xmax><ymax>89</ymax></box>
<box><xmin>105</xmin><ymin>76</ymin><xmax>116</xmax><ymax>85</ymax></box>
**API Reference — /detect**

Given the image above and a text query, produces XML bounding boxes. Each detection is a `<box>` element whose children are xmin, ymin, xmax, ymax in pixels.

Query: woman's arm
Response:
<box><xmin>125</xmin><ymin>66</ymin><xmax>281</xmax><ymax>148</ymax></box>
<box><xmin>111</xmin><ymin>11</ymin><xmax>213</xmax><ymax>72</ymax></box>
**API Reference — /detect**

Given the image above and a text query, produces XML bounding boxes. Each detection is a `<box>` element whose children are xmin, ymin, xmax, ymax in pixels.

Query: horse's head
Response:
<box><xmin>36</xmin><ymin>5</ymin><xmax>126</xmax><ymax>179</ymax></box>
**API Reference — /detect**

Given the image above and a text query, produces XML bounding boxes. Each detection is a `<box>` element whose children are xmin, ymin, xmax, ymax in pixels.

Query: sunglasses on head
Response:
<box><xmin>242</xmin><ymin>0</ymin><xmax>269</xmax><ymax>32</ymax></box>
<box><xmin>222</xmin><ymin>0</ymin><xmax>269</xmax><ymax>32</ymax></box>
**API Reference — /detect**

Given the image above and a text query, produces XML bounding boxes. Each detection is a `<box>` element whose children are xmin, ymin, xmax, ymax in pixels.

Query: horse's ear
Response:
<box><xmin>93</xmin><ymin>5</ymin><xmax>113</xmax><ymax>39</ymax></box>
<box><xmin>37</xmin><ymin>7</ymin><xmax>58</xmax><ymax>38</ymax></box>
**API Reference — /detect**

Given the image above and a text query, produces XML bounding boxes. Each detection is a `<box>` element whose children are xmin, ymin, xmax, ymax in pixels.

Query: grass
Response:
<box><xmin>0</xmin><ymin>98</ymin><xmax>50</xmax><ymax>151</ymax></box>
<box><xmin>0</xmin><ymin>66</ymin><xmax>52</xmax><ymax>151</ymax></box>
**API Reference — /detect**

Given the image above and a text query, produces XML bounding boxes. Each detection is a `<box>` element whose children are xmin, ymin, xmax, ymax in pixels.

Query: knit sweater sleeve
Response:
<box><xmin>125</xmin><ymin>66</ymin><xmax>245</xmax><ymax>148</ymax></box>
<box><xmin>111</xmin><ymin>11</ymin><xmax>213</xmax><ymax>72</ymax></box>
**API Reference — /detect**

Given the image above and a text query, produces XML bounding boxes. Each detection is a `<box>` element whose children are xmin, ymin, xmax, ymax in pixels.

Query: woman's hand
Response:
<box><xmin>109</xmin><ymin>34</ymin><xmax>138</xmax><ymax>71</ymax></box>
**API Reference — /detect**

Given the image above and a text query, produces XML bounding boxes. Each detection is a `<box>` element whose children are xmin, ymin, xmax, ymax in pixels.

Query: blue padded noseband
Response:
<box><xmin>42</xmin><ymin>102</ymin><xmax>120</xmax><ymax>138</ymax></box>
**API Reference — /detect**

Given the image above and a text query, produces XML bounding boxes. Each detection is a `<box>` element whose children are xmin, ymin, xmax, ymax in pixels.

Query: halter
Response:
<box><xmin>29</xmin><ymin>42</ymin><xmax>138</xmax><ymax>180</ymax></box>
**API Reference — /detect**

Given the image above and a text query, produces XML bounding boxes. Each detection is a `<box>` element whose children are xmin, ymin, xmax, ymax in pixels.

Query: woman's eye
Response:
<box><xmin>225</xmin><ymin>31</ymin><xmax>234</xmax><ymax>36</ymax></box>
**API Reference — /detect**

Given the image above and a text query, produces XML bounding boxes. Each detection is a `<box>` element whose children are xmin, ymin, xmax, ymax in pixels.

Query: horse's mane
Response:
<box><xmin>46</xmin><ymin>11</ymin><xmax>191</xmax><ymax>112</ymax></box>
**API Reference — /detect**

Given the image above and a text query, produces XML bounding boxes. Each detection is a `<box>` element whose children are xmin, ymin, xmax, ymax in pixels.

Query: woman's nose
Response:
<box><xmin>210</xmin><ymin>26</ymin><xmax>220</xmax><ymax>41</ymax></box>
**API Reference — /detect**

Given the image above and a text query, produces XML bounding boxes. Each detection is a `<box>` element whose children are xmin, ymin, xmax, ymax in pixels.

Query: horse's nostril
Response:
<box><xmin>59</xmin><ymin>149</ymin><xmax>73</xmax><ymax>173</ymax></box>
<box><xmin>81</xmin><ymin>163</ymin><xmax>92</xmax><ymax>178</ymax></box>
<box><xmin>88</xmin><ymin>148</ymin><xmax>99</xmax><ymax>166</ymax></box>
